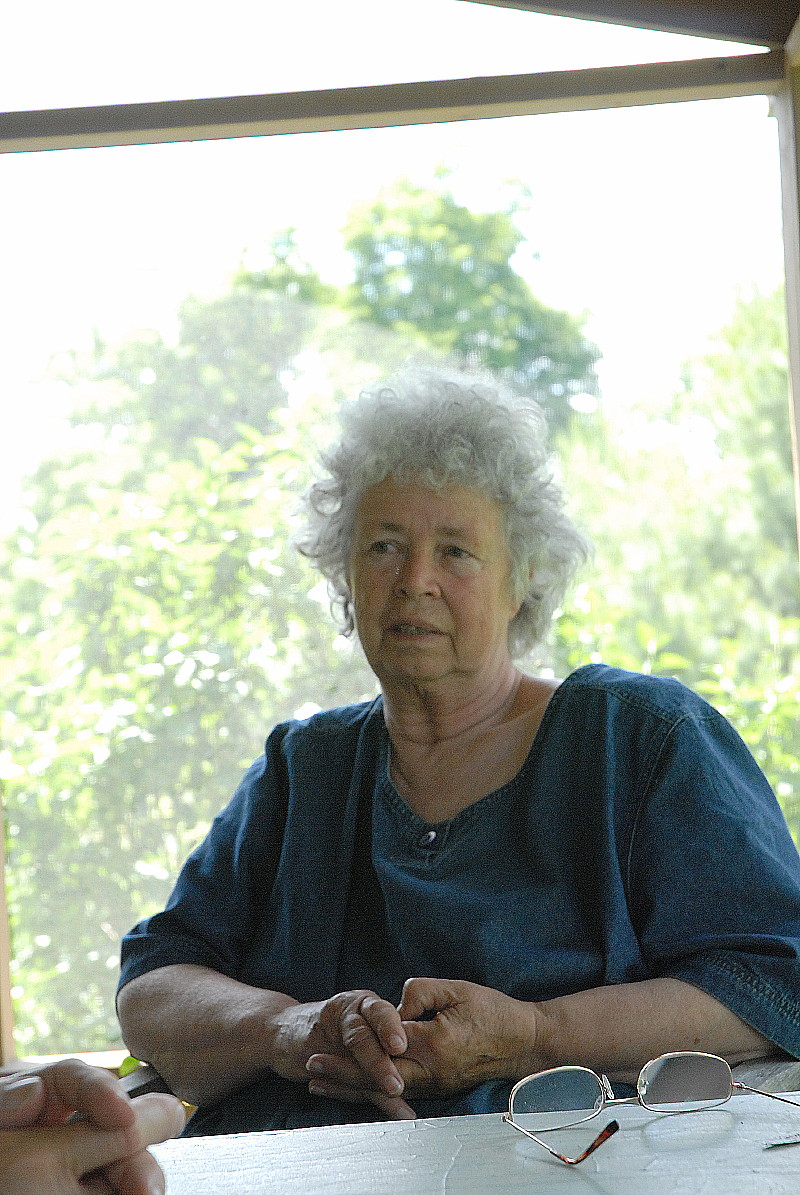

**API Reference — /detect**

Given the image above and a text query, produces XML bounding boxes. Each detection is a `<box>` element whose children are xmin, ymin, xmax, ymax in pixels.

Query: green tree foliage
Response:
<box><xmin>343</xmin><ymin>181</ymin><xmax>600</xmax><ymax>432</ymax></box>
<box><xmin>85</xmin><ymin>287</ymin><xmax>318</xmax><ymax>457</ymax></box>
<box><xmin>681</xmin><ymin>290</ymin><xmax>799</xmax><ymax>622</ymax></box>
<box><xmin>550</xmin><ymin>288</ymin><xmax>800</xmax><ymax>835</ymax></box>
<box><xmin>242</xmin><ymin>182</ymin><xmax>601</xmax><ymax>434</ymax></box>
<box><xmin>234</xmin><ymin>228</ymin><xmax>338</xmax><ymax>307</ymax></box>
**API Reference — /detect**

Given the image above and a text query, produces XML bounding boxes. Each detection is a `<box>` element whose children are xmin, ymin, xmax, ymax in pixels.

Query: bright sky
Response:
<box><xmin>0</xmin><ymin>2</ymin><xmax>786</xmax><ymax>524</ymax></box>
<box><xmin>1</xmin><ymin>0</ymin><xmax>763</xmax><ymax>109</ymax></box>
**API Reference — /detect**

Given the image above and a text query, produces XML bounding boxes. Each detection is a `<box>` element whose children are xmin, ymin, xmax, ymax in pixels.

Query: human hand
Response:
<box><xmin>393</xmin><ymin>977</ymin><xmax>537</xmax><ymax>1098</ymax></box>
<box><xmin>304</xmin><ymin>978</ymin><xmax>538</xmax><ymax>1110</ymax></box>
<box><xmin>272</xmin><ymin>989</ymin><xmax>416</xmax><ymax>1119</ymax></box>
<box><xmin>0</xmin><ymin>1059</ymin><xmax>185</xmax><ymax>1195</ymax></box>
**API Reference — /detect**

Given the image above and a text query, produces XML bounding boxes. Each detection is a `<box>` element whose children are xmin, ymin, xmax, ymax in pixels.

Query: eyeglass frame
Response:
<box><xmin>502</xmin><ymin>1050</ymin><xmax>800</xmax><ymax>1166</ymax></box>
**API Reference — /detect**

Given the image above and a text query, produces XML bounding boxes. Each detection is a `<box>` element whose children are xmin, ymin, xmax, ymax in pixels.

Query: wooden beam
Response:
<box><xmin>0</xmin><ymin>797</ymin><xmax>17</xmax><ymax>1064</ymax></box>
<box><xmin>0</xmin><ymin>52</ymin><xmax>785</xmax><ymax>154</ymax></box>
<box><xmin>774</xmin><ymin>19</ymin><xmax>800</xmax><ymax>561</ymax></box>
<box><xmin>463</xmin><ymin>2</ymin><xmax>800</xmax><ymax>48</ymax></box>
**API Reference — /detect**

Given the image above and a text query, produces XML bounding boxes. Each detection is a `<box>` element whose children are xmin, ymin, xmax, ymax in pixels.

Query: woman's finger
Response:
<box><xmin>307</xmin><ymin>1051</ymin><xmax>363</xmax><ymax>1085</ymax></box>
<box><xmin>127</xmin><ymin>1093</ymin><xmax>187</xmax><ymax>1148</ymax></box>
<box><xmin>356</xmin><ymin>993</ymin><xmax>407</xmax><ymax>1057</ymax></box>
<box><xmin>333</xmin><ymin>996</ymin><xmax>406</xmax><ymax>1094</ymax></box>
<box><xmin>307</xmin><ymin>1050</ymin><xmax>392</xmax><ymax>1095</ymax></box>
<box><xmin>338</xmin><ymin>1030</ymin><xmax>404</xmax><ymax>1095</ymax></box>
<box><xmin>307</xmin><ymin>1076</ymin><xmax>416</xmax><ymax>1120</ymax></box>
<box><xmin>397</xmin><ymin>976</ymin><xmax>453</xmax><ymax>1022</ymax></box>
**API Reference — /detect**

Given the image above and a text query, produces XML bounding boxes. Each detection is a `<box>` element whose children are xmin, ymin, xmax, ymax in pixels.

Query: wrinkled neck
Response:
<box><xmin>381</xmin><ymin>660</ymin><xmax>523</xmax><ymax>747</ymax></box>
<box><xmin>383</xmin><ymin>671</ymin><xmax>560</xmax><ymax>823</ymax></box>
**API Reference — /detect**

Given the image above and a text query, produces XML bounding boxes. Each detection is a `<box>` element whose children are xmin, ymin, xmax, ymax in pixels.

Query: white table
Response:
<box><xmin>152</xmin><ymin>1090</ymin><xmax>800</xmax><ymax>1194</ymax></box>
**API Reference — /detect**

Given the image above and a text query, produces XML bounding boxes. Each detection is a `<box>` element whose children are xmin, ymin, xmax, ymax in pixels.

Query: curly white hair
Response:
<box><xmin>295</xmin><ymin>367</ymin><xmax>589</xmax><ymax>657</ymax></box>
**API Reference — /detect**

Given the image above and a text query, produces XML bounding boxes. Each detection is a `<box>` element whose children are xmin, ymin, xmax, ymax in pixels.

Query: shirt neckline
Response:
<box><xmin>376</xmin><ymin>667</ymin><xmax>590</xmax><ymax>833</ymax></box>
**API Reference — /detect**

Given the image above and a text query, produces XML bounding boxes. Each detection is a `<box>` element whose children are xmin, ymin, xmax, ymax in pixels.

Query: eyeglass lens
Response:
<box><xmin>639</xmin><ymin>1052</ymin><xmax>733</xmax><ymax>1112</ymax></box>
<box><xmin>509</xmin><ymin>1067</ymin><xmax>605</xmax><ymax>1131</ymax></box>
<box><xmin>509</xmin><ymin>1053</ymin><xmax>735</xmax><ymax>1131</ymax></box>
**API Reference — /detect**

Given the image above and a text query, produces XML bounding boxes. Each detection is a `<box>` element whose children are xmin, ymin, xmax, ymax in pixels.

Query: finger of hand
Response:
<box><xmin>397</xmin><ymin>976</ymin><xmax>454</xmax><ymax>1021</ymax></box>
<box><xmin>314</xmin><ymin>1024</ymin><xmax>438</xmax><ymax>1100</ymax></box>
<box><xmin>357</xmin><ymin>993</ymin><xmax>407</xmax><ymax>1057</ymax></box>
<box><xmin>307</xmin><ymin>1051</ymin><xmax>379</xmax><ymax>1091</ymax></box>
<box><xmin>92</xmin><ymin>1145</ymin><xmax>169</xmax><ymax>1195</ymax></box>
<box><xmin>394</xmin><ymin>1044</ymin><xmax>433</xmax><ymax>1087</ymax></box>
<box><xmin>130</xmin><ymin>1094</ymin><xmax>186</xmax><ymax>1147</ymax></box>
<box><xmin>76</xmin><ymin>1171</ymin><xmax>116</xmax><ymax>1194</ymax></box>
<box><xmin>368</xmin><ymin>1092</ymin><xmax>416</xmax><ymax>1121</ymax></box>
<box><xmin>64</xmin><ymin>1092</ymin><xmax>185</xmax><ymax>1181</ymax></box>
<box><xmin>392</xmin><ymin>1023</ymin><xmax>444</xmax><ymax>1094</ymax></box>
<box><xmin>0</xmin><ymin>1074</ymin><xmax>46</xmax><ymax>1127</ymax></box>
<box><xmin>39</xmin><ymin>1059</ymin><xmax>135</xmax><ymax>1129</ymax></box>
<box><xmin>338</xmin><ymin>1002</ymin><xmax>405</xmax><ymax>1095</ymax></box>
<box><xmin>307</xmin><ymin>1077</ymin><xmax>416</xmax><ymax>1120</ymax></box>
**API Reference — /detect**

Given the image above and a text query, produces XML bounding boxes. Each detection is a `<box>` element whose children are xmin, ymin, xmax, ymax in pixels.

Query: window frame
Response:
<box><xmin>0</xmin><ymin>49</ymin><xmax>787</xmax><ymax>150</ymax></box>
<box><xmin>466</xmin><ymin>1</ymin><xmax>800</xmax><ymax>49</ymax></box>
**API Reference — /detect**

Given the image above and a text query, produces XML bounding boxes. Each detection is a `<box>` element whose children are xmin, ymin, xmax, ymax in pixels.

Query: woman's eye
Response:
<box><xmin>367</xmin><ymin>540</ymin><xmax>397</xmax><ymax>555</ymax></box>
<box><xmin>443</xmin><ymin>545</ymin><xmax>482</xmax><ymax>572</ymax></box>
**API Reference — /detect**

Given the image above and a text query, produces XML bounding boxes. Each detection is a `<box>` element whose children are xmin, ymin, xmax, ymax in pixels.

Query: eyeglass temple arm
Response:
<box><xmin>733</xmin><ymin>1082</ymin><xmax>800</xmax><ymax>1110</ymax></box>
<box><xmin>567</xmin><ymin>1119</ymin><xmax>620</xmax><ymax>1164</ymax></box>
<box><xmin>503</xmin><ymin>1115</ymin><xmax>619</xmax><ymax>1165</ymax></box>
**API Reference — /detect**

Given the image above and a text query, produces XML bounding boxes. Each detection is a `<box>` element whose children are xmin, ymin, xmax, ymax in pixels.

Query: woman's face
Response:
<box><xmin>348</xmin><ymin>477</ymin><xmax>520</xmax><ymax>692</ymax></box>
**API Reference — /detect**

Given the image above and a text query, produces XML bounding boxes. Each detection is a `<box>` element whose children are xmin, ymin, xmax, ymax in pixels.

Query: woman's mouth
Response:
<box><xmin>391</xmin><ymin>622</ymin><xmax>442</xmax><ymax>636</ymax></box>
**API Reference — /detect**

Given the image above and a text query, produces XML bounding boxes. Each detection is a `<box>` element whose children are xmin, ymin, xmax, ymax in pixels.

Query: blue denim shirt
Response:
<box><xmin>119</xmin><ymin>665</ymin><xmax>800</xmax><ymax>1134</ymax></box>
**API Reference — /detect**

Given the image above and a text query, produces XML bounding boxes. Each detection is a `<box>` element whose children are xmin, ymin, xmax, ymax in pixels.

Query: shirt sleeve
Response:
<box><xmin>625</xmin><ymin>700</ymin><xmax>800</xmax><ymax>1056</ymax></box>
<box><xmin>118</xmin><ymin>733</ymin><xmax>288</xmax><ymax>991</ymax></box>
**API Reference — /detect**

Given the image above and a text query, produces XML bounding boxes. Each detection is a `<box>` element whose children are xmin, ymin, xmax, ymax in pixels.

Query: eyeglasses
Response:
<box><xmin>503</xmin><ymin>1050</ymin><xmax>800</xmax><ymax>1166</ymax></box>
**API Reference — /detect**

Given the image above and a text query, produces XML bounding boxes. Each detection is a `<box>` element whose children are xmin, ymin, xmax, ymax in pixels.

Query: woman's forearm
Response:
<box><xmin>117</xmin><ymin>964</ymin><xmax>299</xmax><ymax>1106</ymax></box>
<box><xmin>118</xmin><ymin>969</ymin><xmax>776</xmax><ymax>1107</ymax></box>
<box><xmin>118</xmin><ymin>966</ymin><xmax>411</xmax><ymax>1111</ymax></box>
<box><xmin>364</xmin><ymin>976</ymin><xmax>775</xmax><ymax>1104</ymax></box>
<box><xmin>530</xmin><ymin>978</ymin><xmax>775</xmax><ymax>1083</ymax></box>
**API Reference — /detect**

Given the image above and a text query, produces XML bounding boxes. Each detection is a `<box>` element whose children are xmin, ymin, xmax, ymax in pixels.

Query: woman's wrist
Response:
<box><xmin>248</xmin><ymin>994</ymin><xmax>307</xmax><ymax>1081</ymax></box>
<box><xmin>506</xmin><ymin>997</ymin><xmax>553</xmax><ymax>1081</ymax></box>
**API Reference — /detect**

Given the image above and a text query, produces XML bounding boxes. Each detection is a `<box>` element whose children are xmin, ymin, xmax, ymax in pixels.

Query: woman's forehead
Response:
<box><xmin>355</xmin><ymin>476</ymin><xmax>504</xmax><ymax>533</ymax></box>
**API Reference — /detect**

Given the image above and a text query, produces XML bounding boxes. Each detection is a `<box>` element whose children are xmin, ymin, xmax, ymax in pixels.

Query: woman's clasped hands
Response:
<box><xmin>303</xmin><ymin>978</ymin><xmax>535</xmax><ymax>1120</ymax></box>
<box><xmin>0</xmin><ymin>1057</ymin><xmax>185</xmax><ymax>1195</ymax></box>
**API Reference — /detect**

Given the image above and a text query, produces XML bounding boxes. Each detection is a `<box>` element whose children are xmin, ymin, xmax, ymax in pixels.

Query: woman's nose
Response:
<box><xmin>394</xmin><ymin>551</ymin><xmax>441</xmax><ymax>598</ymax></box>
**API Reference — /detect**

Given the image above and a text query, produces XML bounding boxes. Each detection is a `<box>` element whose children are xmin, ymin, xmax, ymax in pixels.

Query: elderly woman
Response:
<box><xmin>117</xmin><ymin>368</ymin><xmax>800</xmax><ymax>1135</ymax></box>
